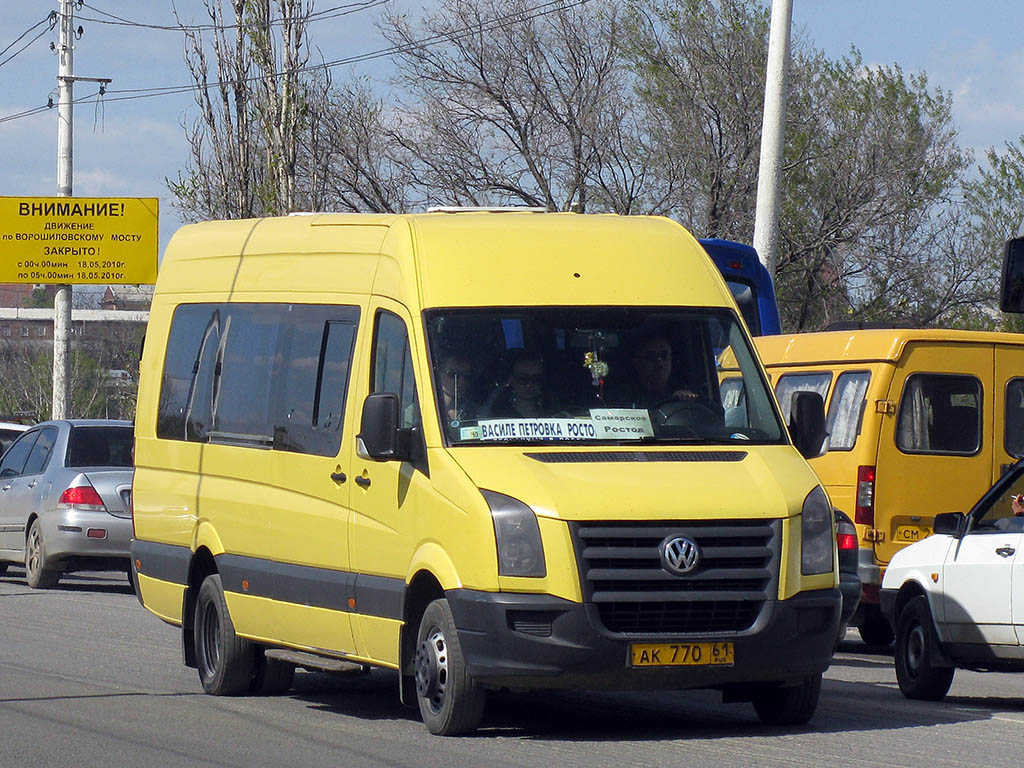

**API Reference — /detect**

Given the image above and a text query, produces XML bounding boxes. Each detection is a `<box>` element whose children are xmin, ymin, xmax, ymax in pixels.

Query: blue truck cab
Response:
<box><xmin>701</xmin><ymin>238</ymin><xmax>781</xmax><ymax>336</ymax></box>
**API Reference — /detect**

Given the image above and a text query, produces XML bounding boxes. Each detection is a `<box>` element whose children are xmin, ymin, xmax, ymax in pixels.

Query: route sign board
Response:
<box><xmin>0</xmin><ymin>196</ymin><xmax>158</xmax><ymax>284</ymax></box>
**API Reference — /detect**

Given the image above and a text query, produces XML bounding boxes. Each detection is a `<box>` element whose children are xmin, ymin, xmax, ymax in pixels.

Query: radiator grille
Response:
<box><xmin>571</xmin><ymin>519</ymin><xmax>780</xmax><ymax>635</ymax></box>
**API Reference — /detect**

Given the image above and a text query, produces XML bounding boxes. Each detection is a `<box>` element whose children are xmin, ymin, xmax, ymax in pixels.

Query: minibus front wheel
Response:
<box><xmin>194</xmin><ymin>573</ymin><xmax>255</xmax><ymax>696</ymax></box>
<box><xmin>414</xmin><ymin>598</ymin><xmax>486</xmax><ymax>735</ymax></box>
<box><xmin>751</xmin><ymin>672</ymin><xmax>821</xmax><ymax>726</ymax></box>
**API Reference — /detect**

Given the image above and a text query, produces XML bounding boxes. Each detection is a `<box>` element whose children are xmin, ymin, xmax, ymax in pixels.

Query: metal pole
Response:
<box><xmin>752</xmin><ymin>0</ymin><xmax>793</xmax><ymax>281</ymax></box>
<box><xmin>53</xmin><ymin>0</ymin><xmax>73</xmax><ymax>419</ymax></box>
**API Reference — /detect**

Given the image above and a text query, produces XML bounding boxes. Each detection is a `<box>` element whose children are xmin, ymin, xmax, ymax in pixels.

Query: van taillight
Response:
<box><xmin>58</xmin><ymin>485</ymin><xmax>106</xmax><ymax>511</ymax></box>
<box><xmin>855</xmin><ymin>465</ymin><xmax>876</xmax><ymax>526</ymax></box>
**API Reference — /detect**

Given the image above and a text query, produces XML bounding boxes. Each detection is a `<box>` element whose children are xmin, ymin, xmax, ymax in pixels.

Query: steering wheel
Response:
<box><xmin>651</xmin><ymin>398</ymin><xmax>721</xmax><ymax>435</ymax></box>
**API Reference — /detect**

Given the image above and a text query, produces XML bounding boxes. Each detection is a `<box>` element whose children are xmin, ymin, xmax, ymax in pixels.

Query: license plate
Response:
<box><xmin>630</xmin><ymin>641</ymin><xmax>734</xmax><ymax>667</ymax></box>
<box><xmin>895</xmin><ymin>525</ymin><xmax>931</xmax><ymax>542</ymax></box>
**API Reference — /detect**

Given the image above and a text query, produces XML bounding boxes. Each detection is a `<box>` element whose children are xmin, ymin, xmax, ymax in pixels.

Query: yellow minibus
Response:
<box><xmin>131</xmin><ymin>211</ymin><xmax>838</xmax><ymax>734</ymax></box>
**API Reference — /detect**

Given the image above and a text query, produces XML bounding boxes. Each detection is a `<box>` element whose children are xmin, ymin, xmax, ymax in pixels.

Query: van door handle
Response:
<box><xmin>996</xmin><ymin>546</ymin><xmax>1015</xmax><ymax>558</ymax></box>
<box><xmin>0</xmin><ymin>484</ymin><xmax>9</xmax><ymax>492</ymax></box>
<box><xmin>27</xmin><ymin>480</ymin><xmax>36</xmax><ymax>488</ymax></box>
<box><xmin>354</xmin><ymin>475</ymin><xmax>371</xmax><ymax>489</ymax></box>
<box><xmin>330</xmin><ymin>471</ymin><xmax>347</xmax><ymax>484</ymax></box>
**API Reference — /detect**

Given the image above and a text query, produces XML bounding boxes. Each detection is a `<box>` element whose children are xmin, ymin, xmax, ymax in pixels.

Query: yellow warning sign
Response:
<box><xmin>0</xmin><ymin>196</ymin><xmax>158</xmax><ymax>284</ymax></box>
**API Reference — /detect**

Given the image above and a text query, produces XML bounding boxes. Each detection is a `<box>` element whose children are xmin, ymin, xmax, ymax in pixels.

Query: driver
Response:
<box><xmin>629</xmin><ymin>333</ymin><xmax>698</xmax><ymax>408</ymax></box>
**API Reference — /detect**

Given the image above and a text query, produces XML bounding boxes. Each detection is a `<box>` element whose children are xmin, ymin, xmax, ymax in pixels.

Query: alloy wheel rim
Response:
<box><xmin>26</xmin><ymin>526</ymin><xmax>41</xmax><ymax>576</ymax></box>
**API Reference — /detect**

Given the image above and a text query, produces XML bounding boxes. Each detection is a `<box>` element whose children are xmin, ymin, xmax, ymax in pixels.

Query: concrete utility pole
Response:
<box><xmin>53</xmin><ymin>0</ymin><xmax>110</xmax><ymax>419</ymax></box>
<box><xmin>752</xmin><ymin>0</ymin><xmax>793</xmax><ymax>281</ymax></box>
<box><xmin>53</xmin><ymin>0</ymin><xmax>74</xmax><ymax>419</ymax></box>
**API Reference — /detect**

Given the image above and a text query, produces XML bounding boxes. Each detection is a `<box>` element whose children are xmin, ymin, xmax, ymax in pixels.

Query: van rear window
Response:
<box><xmin>1007</xmin><ymin>379</ymin><xmax>1024</xmax><ymax>458</ymax></box>
<box><xmin>896</xmin><ymin>373</ymin><xmax>981</xmax><ymax>455</ymax></box>
<box><xmin>156</xmin><ymin>303</ymin><xmax>358</xmax><ymax>456</ymax></box>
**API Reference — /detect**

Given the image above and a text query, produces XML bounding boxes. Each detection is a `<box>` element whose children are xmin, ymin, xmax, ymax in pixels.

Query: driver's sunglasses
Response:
<box><xmin>513</xmin><ymin>373</ymin><xmax>544</xmax><ymax>385</ymax></box>
<box><xmin>636</xmin><ymin>351</ymin><xmax>670</xmax><ymax>363</ymax></box>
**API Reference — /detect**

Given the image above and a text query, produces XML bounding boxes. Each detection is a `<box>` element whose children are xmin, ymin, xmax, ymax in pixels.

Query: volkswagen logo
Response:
<box><xmin>660</xmin><ymin>536</ymin><xmax>701</xmax><ymax>575</ymax></box>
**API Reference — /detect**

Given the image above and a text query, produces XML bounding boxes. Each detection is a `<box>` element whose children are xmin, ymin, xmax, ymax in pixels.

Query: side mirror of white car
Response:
<box><xmin>933</xmin><ymin>511</ymin><xmax>964</xmax><ymax>537</ymax></box>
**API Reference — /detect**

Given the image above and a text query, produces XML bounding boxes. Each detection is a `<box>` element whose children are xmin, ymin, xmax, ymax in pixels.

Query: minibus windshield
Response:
<box><xmin>425</xmin><ymin>307</ymin><xmax>785</xmax><ymax>447</ymax></box>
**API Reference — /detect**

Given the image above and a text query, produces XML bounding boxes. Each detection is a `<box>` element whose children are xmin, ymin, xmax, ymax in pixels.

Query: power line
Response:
<box><xmin>0</xmin><ymin>0</ymin><xmax>588</xmax><ymax>122</ymax></box>
<box><xmin>0</xmin><ymin>104</ymin><xmax>52</xmax><ymax>125</ymax></box>
<box><xmin>0</xmin><ymin>14</ymin><xmax>54</xmax><ymax>58</ymax></box>
<box><xmin>103</xmin><ymin>0</ymin><xmax>583</xmax><ymax>99</ymax></box>
<box><xmin>0</xmin><ymin>14</ymin><xmax>57</xmax><ymax>68</ymax></box>
<box><xmin>78</xmin><ymin>1</ymin><xmax>390</xmax><ymax>33</ymax></box>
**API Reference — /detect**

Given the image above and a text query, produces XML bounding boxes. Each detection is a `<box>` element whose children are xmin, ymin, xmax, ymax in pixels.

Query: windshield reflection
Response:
<box><xmin>425</xmin><ymin>307</ymin><xmax>784</xmax><ymax>446</ymax></box>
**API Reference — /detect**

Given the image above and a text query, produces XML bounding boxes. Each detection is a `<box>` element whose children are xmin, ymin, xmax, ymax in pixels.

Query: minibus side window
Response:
<box><xmin>825</xmin><ymin>371</ymin><xmax>870</xmax><ymax>451</ymax></box>
<box><xmin>1006</xmin><ymin>379</ymin><xmax>1024</xmax><ymax>458</ymax></box>
<box><xmin>372</xmin><ymin>311</ymin><xmax>421</xmax><ymax>429</ymax></box>
<box><xmin>157</xmin><ymin>305</ymin><xmax>221</xmax><ymax>441</ymax></box>
<box><xmin>774</xmin><ymin>373</ymin><xmax>832</xmax><ymax>425</ymax></box>
<box><xmin>896</xmin><ymin>373</ymin><xmax>981</xmax><ymax>455</ymax></box>
<box><xmin>158</xmin><ymin>303</ymin><xmax>359</xmax><ymax>456</ymax></box>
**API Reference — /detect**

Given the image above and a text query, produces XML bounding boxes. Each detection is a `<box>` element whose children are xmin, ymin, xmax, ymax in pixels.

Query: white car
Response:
<box><xmin>881</xmin><ymin>462</ymin><xmax>1024</xmax><ymax>700</ymax></box>
<box><xmin>0</xmin><ymin>422</ymin><xmax>29</xmax><ymax>456</ymax></box>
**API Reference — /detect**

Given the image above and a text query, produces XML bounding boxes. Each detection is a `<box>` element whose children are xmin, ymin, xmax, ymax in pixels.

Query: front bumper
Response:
<box><xmin>447</xmin><ymin>587</ymin><xmax>841</xmax><ymax>691</ymax></box>
<box><xmin>40</xmin><ymin>508</ymin><xmax>133</xmax><ymax>566</ymax></box>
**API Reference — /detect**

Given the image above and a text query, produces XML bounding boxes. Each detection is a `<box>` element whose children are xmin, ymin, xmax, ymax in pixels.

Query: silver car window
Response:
<box><xmin>22</xmin><ymin>427</ymin><xmax>57</xmax><ymax>476</ymax></box>
<box><xmin>0</xmin><ymin>431</ymin><xmax>39</xmax><ymax>478</ymax></box>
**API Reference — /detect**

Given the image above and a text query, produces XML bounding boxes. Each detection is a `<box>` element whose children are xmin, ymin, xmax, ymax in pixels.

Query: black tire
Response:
<box><xmin>752</xmin><ymin>673</ymin><xmax>822</xmax><ymax>726</ymax></box>
<box><xmin>414</xmin><ymin>598</ymin><xmax>486</xmax><ymax>735</ymax></box>
<box><xmin>858</xmin><ymin>605</ymin><xmax>894</xmax><ymax>646</ymax></box>
<box><xmin>194</xmin><ymin>574</ymin><xmax>255</xmax><ymax>695</ymax></box>
<box><xmin>24</xmin><ymin>519</ymin><xmax>61</xmax><ymax>589</ymax></box>
<box><xmin>894</xmin><ymin>595</ymin><xmax>955</xmax><ymax>701</ymax></box>
<box><xmin>250</xmin><ymin>651</ymin><xmax>295</xmax><ymax>695</ymax></box>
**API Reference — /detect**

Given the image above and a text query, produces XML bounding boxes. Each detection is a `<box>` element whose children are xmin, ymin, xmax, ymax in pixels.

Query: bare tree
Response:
<box><xmin>624</xmin><ymin>0</ymin><xmax>770</xmax><ymax>236</ymax></box>
<box><xmin>380</xmin><ymin>0</ymin><xmax>657</xmax><ymax>212</ymax></box>
<box><xmin>169</xmin><ymin>0</ymin><xmax>326</xmax><ymax>220</ymax></box>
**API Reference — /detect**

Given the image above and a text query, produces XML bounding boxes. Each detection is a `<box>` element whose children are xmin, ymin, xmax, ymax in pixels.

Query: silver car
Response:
<box><xmin>0</xmin><ymin>419</ymin><xmax>134</xmax><ymax>588</ymax></box>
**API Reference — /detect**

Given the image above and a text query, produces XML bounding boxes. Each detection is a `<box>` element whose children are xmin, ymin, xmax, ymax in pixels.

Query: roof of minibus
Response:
<box><xmin>160</xmin><ymin>211</ymin><xmax>732</xmax><ymax>309</ymax></box>
<box><xmin>756</xmin><ymin>327</ymin><xmax>1024</xmax><ymax>366</ymax></box>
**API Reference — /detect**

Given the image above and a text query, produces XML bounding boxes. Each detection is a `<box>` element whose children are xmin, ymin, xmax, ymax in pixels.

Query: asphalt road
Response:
<box><xmin>1</xmin><ymin>568</ymin><xmax>1022</xmax><ymax>768</ymax></box>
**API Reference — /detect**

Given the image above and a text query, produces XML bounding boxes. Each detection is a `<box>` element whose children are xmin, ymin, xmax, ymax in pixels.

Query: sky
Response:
<box><xmin>1</xmin><ymin>0</ymin><xmax>1023</xmax><ymax>261</ymax></box>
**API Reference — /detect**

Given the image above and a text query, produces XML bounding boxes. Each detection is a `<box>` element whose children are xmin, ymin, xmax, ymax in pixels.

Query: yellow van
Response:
<box><xmin>756</xmin><ymin>328</ymin><xmax>1024</xmax><ymax>645</ymax></box>
<box><xmin>131</xmin><ymin>211</ymin><xmax>839</xmax><ymax>735</ymax></box>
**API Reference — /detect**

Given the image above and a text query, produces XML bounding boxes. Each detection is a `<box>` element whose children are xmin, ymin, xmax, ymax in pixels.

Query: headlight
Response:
<box><xmin>801</xmin><ymin>486</ymin><xmax>834</xmax><ymax>575</ymax></box>
<box><xmin>481</xmin><ymin>490</ymin><xmax>546</xmax><ymax>578</ymax></box>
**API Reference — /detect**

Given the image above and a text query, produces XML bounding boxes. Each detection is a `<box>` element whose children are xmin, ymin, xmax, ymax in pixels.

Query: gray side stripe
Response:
<box><xmin>133</xmin><ymin>541</ymin><xmax>407</xmax><ymax>621</ymax></box>
<box><xmin>131</xmin><ymin>539</ymin><xmax>191</xmax><ymax>584</ymax></box>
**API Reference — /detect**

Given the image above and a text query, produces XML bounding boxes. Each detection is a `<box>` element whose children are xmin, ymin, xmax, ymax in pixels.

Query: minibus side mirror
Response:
<box><xmin>1000</xmin><ymin>237</ymin><xmax>1024</xmax><ymax>313</ymax></box>
<box><xmin>358</xmin><ymin>393</ymin><xmax>400</xmax><ymax>460</ymax></box>
<box><xmin>933</xmin><ymin>511</ymin><xmax>964</xmax><ymax>537</ymax></box>
<box><xmin>790</xmin><ymin>391</ymin><xmax>827</xmax><ymax>459</ymax></box>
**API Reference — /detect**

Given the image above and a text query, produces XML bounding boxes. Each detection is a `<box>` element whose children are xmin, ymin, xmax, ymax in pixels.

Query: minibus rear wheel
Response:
<box><xmin>414</xmin><ymin>598</ymin><xmax>485</xmax><ymax>735</ymax></box>
<box><xmin>194</xmin><ymin>574</ymin><xmax>255</xmax><ymax>695</ymax></box>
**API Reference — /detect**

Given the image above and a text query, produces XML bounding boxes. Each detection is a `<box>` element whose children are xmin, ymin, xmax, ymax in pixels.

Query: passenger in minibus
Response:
<box><xmin>485</xmin><ymin>351</ymin><xmax>551</xmax><ymax>418</ymax></box>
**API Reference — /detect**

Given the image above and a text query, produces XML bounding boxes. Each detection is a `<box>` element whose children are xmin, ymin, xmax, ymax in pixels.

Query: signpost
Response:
<box><xmin>0</xmin><ymin>196</ymin><xmax>158</xmax><ymax>284</ymax></box>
